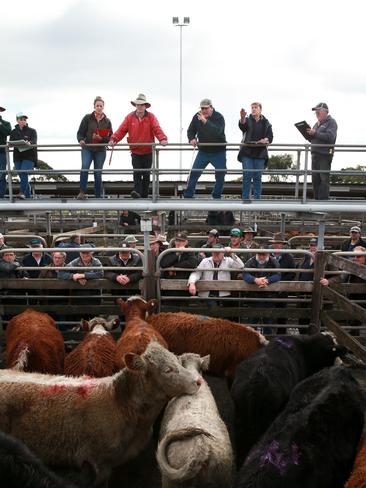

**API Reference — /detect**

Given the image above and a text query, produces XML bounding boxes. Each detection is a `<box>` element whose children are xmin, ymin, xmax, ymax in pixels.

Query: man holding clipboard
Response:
<box><xmin>296</xmin><ymin>102</ymin><xmax>337</xmax><ymax>200</ymax></box>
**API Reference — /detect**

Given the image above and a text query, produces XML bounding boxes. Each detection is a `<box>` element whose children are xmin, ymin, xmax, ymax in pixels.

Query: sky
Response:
<box><xmin>1</xmin><ymin>0</ymin><xmax>366</xmax><ymax>181</ymax></box>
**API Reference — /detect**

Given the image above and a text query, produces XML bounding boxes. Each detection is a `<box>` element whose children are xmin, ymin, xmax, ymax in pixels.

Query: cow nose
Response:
<box><xmin>196</xmin><ymin>376</ymin><xmax>203</xmax><ymax>386</ymax></box>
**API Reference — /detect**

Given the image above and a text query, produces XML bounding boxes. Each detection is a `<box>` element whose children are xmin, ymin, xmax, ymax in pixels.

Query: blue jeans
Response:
<box><xmin>240</xmin><ymin>156</ymin><xmax>265</xmax><ymax>199</ymax></box>
<box><xmin>14</xmin><ymin>160</ymin><xmax>34</xmax><ymax>198</ymax></box>
<box><xmin>80</xmin><ymin>148</ymin><xmax>106</xmax><ymax>198</ymax></box>
<box><xmin>184</xmin><ymin>150</ymin><xmax>226</xmax><ymax>199</ymax></box>
<box><xmin>0</xmin><ymin>152</ymin><xmax>6</xmax><ymax>198</ymax></box>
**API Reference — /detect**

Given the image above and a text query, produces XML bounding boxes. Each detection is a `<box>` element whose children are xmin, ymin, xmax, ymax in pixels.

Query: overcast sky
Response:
<box><xmin>2</xmin><ymin>0</ymin><xmax>365</xmax><ymax>179</ymax></box>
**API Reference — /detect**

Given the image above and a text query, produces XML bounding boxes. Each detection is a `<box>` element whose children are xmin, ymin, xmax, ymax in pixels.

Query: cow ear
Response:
<box><xmin>124</xmin><ymin>353</ymin><xmax>146</xmax><ymax>372</ymax></box>
<box><xmin>81</xmin><ymin>319</ymin><xmax>90</xmax><ymax>331</ymax></box>
<box><xmin>147</xmin><ymin>299</ymin><xmax>158</xmax><ymax>312</ymax></box>
<box><xmin>201</xmin><ymin>355</ymin><xmax>210</xmax><ymax>371</ymax></box>
<box><xmin>116</xmin><ymin>298</ymin><xmax>126</xmax><ymax>312</ymax></box>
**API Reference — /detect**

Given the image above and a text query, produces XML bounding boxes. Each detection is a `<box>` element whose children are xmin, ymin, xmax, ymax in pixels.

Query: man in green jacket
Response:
<box><xmin>0</xmin><ymin>105</ymin><xmax>12</xmax><ymax>198</ymax></box>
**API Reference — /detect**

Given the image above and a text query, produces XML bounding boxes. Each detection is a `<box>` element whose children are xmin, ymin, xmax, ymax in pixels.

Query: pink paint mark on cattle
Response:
<box><xmin>43</xmin><ymin>384</ymin><xmax>68</xmax><ymax>396</ymax></box>
<box><xmin>76</xmin><ymin>380</ymin><xmax>98</xmax><ymax>399</ymax></box>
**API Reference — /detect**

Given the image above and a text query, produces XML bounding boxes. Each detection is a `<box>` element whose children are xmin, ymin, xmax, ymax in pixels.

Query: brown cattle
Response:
<box><xmin>6</xmin><ymin>308</ymin><xmax>64</xmax><ymax>374</ymax></box>
<box><xmin>116</xmin><ymin>296</ymin><xmax>168</xmax><ymax>369</ymax></box>
<box><xmin>345</xmin><ymin>434</ymin><xmax>366</xmax><ymax>488</ymax></box>
<box><xmin>147</xmin><ymin>312</ymin><xmax>267</xmax><ymax>380</ymax></box>
<box><xmin>64</xmin><ymin>316</ymin><xmax>120</xmax><ymax>377</ymax></box>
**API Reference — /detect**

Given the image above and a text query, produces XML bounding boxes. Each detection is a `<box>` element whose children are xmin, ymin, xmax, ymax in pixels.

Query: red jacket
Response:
<box><xmin>111</xmin><ymin>111</ymin><xmax>167</xmax><ymax>155</ymax></box>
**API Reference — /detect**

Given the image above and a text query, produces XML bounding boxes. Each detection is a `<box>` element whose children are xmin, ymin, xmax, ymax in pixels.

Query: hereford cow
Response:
<box><xmin>115</xmin><ymin>296</ymin><xmax>168</xmax><ymax>369</ymax></box>
<box><xmin>231</xmin><ymin>333</ymin><xmax>347</xmax><ymax>464</ymax></box>
<box><xmin>157</xmin><ymin>353</ymin><xmax>234</xmax><ymax>488</ymax></box>
<box><xmin>64</xmin><ymin>316</ymin><xmax>119</xmax><ymax>377</ymax></box>
<box><xmin>6</xmin><ymin>309</ymin><xmax>65</xmax><ymax>374</ymax></box>
<box><xmin>0</xmin><ymin>341</ymin><xmax>202</xmax><ymax>483</ymax></box>
<box><xmin>236</xmin><ymin>366</ymin><xmax>365</xmax><ymax>488</ymax></box>
<box><xmin>345</xmin><ymin>434</ymin><xmax>366</xmax><ymax>488</ymax></box>
<box><xmin>147</xmin><ymin>312</ymin><xmax>267</xmax><ymax>380</ymax></box>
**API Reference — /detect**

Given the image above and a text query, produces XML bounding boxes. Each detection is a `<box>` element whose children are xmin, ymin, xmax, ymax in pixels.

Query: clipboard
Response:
<box><xmin>8</xmin><ymin>140</ymin><xmax>32</xmax><ymax>152</ymax></box>
<box><xmin>295</xmin><ymin>121</ymin><xmax>312</xmax><ymax>141</ymax></box>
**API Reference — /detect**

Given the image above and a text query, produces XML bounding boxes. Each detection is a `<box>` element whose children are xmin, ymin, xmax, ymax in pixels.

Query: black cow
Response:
<box><xmin>0</xmin><ymin>430</ymin><xmax>97</xmax><ymax>488</ymax></box>
<box><xmin>235</xmin><ymin>366</ymin><xmax>365</xmax><ymax>488</ymax></box>
<box><xmin>230</xmin><ymin>333</ymin><xmax>346</xmax><ymax>464</ymax></box>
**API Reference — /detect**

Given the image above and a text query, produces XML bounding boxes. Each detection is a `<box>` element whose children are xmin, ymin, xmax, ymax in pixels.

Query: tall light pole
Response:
<box><xmin>172</xmin><ymin>16</ymin><xmax>190</xmax><ymax>180</ymax></box>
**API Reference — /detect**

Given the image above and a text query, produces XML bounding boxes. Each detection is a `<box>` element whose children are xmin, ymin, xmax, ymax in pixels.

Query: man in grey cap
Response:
<box><xmin>341</xmin><ymin>226</ymin><xmax>366</xmax><ymax>252</ymax></box>
<box><xmin>0</xmin><ymin>106</ymin><xmax>12</xmax><ymax>198</ymax></box>
<box><xmin>306</xmin><ymin>102</ymin><xmax>337</xmax><ymax>200</ymax></box>
<box><xmin>184</xmin><ymin>98</ymin><xmax>227</xmax><ymax>199</ymax></box>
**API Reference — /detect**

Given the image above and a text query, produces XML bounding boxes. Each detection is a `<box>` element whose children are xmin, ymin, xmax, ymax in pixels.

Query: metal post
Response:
<box><xmin>5</xmin><ymin>145</ymin><xmax>13</xmax><ymax>200</ymax></box>
<box><xmin>280</xmin><ymin>213</ymin><xmax>286</xmax><ymax>234</ymax></box>
<box><xmin>155</xmin><ymin>149</ymin><xmax>160</xmax><ymax>200</ymax></box>
<box><xmin>295</xmin><ymin>149</ymin><xmax>301</xmax><ymax>199</ymax></box>
<box><xmin>152</xmin><ymin>147</ymin><xmax>157</xmax><ymax>202</ymax></box>
<box><xmin>302</xmin><ymin>145</ymin><xmax>310</xmax><ymax>204</ymax></box>
<box><xmin>179</xmin><ymin>25</ymin><xmax>183</xmax><ymax>179</ymax></box>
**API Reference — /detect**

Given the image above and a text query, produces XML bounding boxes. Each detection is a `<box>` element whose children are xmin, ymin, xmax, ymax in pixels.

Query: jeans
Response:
<box><xmin>184</xmin><ymin>150</ymin><xmax>227</xmax><ymax>199</ymax></box>
<box><xmin>0</xmin><ymin>152</ymin><xmax>6</xmax><ymax>198</ymax></box>
<box><xmin>240</xmin><ymin>156</ymin><xmax>265</xmax><ymax>199</ymax></box>
<box><xmin>14</xmin><ymin>159</ymin><xmax>34</xmax><ymax>198</ymax></box>
<box><xmin>80</xmin><ymin>148</ymin><xmax>106</xmax><ymax>198</ymax></box>
<box><xmin>131</xmin><ymin>153</ymin><xmax>153</xmax><ymax>198</ymax></box>
<box><xmin>311</xmin><ymin>153</ymin><xmax>332</xmax><ymax>200</ymax></box>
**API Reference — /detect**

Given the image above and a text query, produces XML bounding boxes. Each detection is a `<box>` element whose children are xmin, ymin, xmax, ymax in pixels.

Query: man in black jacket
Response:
<box><xmin>160</xmin><ymin>232</ymin><xmax>197</xmax><ymax>280</ymax></box>
<box><xmin>0</xmin><ymin>105</ymin><xmax>11</xmax><ymax>198</ymax></box>
<box><xmin>184</xmin><ymin>98</ymin><xmax>226</xmax><ymax>199</ymax></box>
<box><xmin>341</xmin><ymin>226</ymin><xmax>366</xmax><ymax>252</ymax></box>
<box><xmin>238</xmin><ymin>102</ymin><xmax>273</xmax><ymax>201</ymax></box>
<box><xmin>9</xmin><ymin>112</ymin><xmax>37</xmax><ymax>199</ymax></box>
<box><xmin>105</xmin><ymin>242</ymin><xmax>142</xmax><ymax>297</ymax></box>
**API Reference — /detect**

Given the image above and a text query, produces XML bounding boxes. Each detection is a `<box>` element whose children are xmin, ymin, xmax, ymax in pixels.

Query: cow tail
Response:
<box><xmin>157</xmin><ymin>428</ymin><xmax>213</xmax><ymax>481</ymax></box>
<box><xmin>13</xmin><ymin>344</ymin><xmax>30</xmax><ymax>371</ymax></box>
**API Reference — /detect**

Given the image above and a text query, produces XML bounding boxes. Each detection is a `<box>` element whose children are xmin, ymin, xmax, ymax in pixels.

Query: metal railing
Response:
<box><xmin>1</xmin><ymin>142</ymin><xmax>365</xmax><ymax>211</ymax></box>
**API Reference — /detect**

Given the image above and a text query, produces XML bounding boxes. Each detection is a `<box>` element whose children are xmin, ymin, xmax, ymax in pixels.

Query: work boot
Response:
<box><xmin>77</xmin><ymin>191</ymin><xmax>87</xmax><ymax>200</ymax></box>
<box><xmin>130</xmin><ymin>190</ymin><xmax>141</xmax><ymax>199</ymax></box>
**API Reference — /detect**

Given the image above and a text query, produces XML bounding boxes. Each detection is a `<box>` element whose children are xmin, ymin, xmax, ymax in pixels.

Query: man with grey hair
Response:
<box><xmin>184</xmin><ymin>98</ymin><xmax>227</xmax><ymax>199</ymax></box>
<box><xmin>306</xmin><ymin>102</ymin><xmax>338</xmax><ymax>200</ymax></box>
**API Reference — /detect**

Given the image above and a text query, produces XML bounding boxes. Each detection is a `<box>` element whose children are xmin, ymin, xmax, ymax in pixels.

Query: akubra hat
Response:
<box><xmin>243</xmin><ymin>226</ymin><xmax>257</xmax><ymax>236</ymax></box>
<box><xmin>269</xmin><ymin>232</ymin><xmax>288</xmax><ymax>244</ymax></box>
<box><xmin>131</xmin><ymin>93</ymin><xmax>151</xmax><ymax>108</ymax></box>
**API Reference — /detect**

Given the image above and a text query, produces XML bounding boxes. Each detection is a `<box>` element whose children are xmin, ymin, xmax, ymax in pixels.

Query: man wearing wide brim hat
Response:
<box><xmin>109</xmin><ymin>94</ymin><xmax>168</xmax><ymax>199</ymax></box>
<box><xmin>241</xmin><ymin>226</ymin><xmax>259</xmax><ymax>259</ymax></box>
<box><xmin>0</xmin><ymin>105</ymin><xmax>12</xmax><ymax>199</ymax></box>
<box><xmin>268</xmin><ymin>232</ymin><xmax>288</xmax><ymax>245</ymax></box>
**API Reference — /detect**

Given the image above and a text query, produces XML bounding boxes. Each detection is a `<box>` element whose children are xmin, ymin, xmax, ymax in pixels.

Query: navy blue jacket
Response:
<box><xmin>238</xmin><ymin>115</ymin><xmax>273</xmax><ymax>161</ymax></box>
<box><xmin>187</xmin><ymin>109</ymin><xmax>226</xmax><ymax>153</ymax></box>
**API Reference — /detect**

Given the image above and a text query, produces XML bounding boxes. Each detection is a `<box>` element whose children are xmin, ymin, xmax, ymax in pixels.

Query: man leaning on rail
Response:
<box><xmin>0</xmin><ymin>104</ymin><xmax>11</xmax><ymax>199</ymax></box>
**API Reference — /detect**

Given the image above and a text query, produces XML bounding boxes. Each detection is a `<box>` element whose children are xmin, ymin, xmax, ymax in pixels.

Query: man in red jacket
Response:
<box><xmin>109</xmin><ymin>94</ymin><xmax>168</xmax><ymax>198</ymax></box>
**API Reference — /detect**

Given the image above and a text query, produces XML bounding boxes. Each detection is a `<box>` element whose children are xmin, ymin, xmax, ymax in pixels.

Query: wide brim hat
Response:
<box><xmin>269</xmin><ymin>232</ymin><xmax>288</xmax><ymax>244</ymax></box>
<box><xmin>243</xmin><ymin>226</ymin><xmax>257</xmax><ymax>236</ymax></box>
<box><xmin>149</xmin><ymin>234</ymin><xmax>167</xmax><ymax>245</ymax></box>
<box><xmin>0</xmin><ymin>106</ymin><xmax>6</xmax><ymax>112</ymax></box>
<box><xmin>131</xmin><ymin>93</ymin><xmax>151</xmax><ymax>108</ymax></box>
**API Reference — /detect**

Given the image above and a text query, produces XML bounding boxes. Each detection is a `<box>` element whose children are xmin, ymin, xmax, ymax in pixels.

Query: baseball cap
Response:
<box><xmin>175</xmin><ymin>232</ymin><xmax>188</xmax><ymax>241</ymax></box>
<box><xmin>208</xmin><ymin>229</ymin><xmax>219</xmax><ymax>237</ymax></box>
<box><xmin>79</xmin><ymin>243</ymin><xmax>95</xmax><ymax>250</ymax></box>
<box><xmin>119</xmin><ymin>242</ymin><xmax>130</xmax><ymax>250</ymax></box>
<box><xmin>309</xmin><ymin>238</ymin><xmax>318</xmax><ymax>246</ymax></box>
<box><xmin>16</xmin><ymin>112</ymin><xmax>28</xmax><ymax>119</ymax></box>
<box><xmin>212</xmin><ymin>243</ymin><xmax>224</xmax><ymax>250</ymax></box>
<box><xmin>200</xmin><ymin>98</ymin><xmax>212</xmax><ymax>108</ymax></box>
<box><xmin>230</xmin><ymin>228</ymin><xmax>242</xmax><ymax>237</ymax></box>
<box><xmin>350</xmin><ymin>226</ymin><xmax>361</xmax><ymax>233</ymax></box>
<box><xmin>312</xmin><ymin>102</ymin><xmax>328</xmax><ymax>111</ymax></box>
<box><xmin>29</xmin><ymin>238</ymin><xmax>42</xmax><ymax>247</ymax></box>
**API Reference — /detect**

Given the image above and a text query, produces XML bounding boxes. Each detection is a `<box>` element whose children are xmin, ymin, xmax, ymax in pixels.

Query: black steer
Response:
<box><xmin>230</xmin><ymin>332</ymin><xmax>347</xmax><ymax>465</ymax></box>
<box><xmin>235</xmin><ymin>366</ymin><xmax>365</xmax><ymax>488</ymax></box>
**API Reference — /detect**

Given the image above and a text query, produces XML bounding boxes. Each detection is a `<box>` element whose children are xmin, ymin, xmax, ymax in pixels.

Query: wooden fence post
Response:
<box><xmin>309</xmin><ymin>250</ymin><xmax>328</xmax><ymax>334</ymax></box>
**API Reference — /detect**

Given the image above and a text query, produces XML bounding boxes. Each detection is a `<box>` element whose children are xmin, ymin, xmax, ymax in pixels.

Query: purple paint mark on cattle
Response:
<box><xmin>275</xmin><ymin>337</ymin><xmax>294</xmax><ymax>349</ymax></box>
<box><xmin>259</xmin><ymin>440</ymin><xmax>300</xmax><ymax>476</ymax></box>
